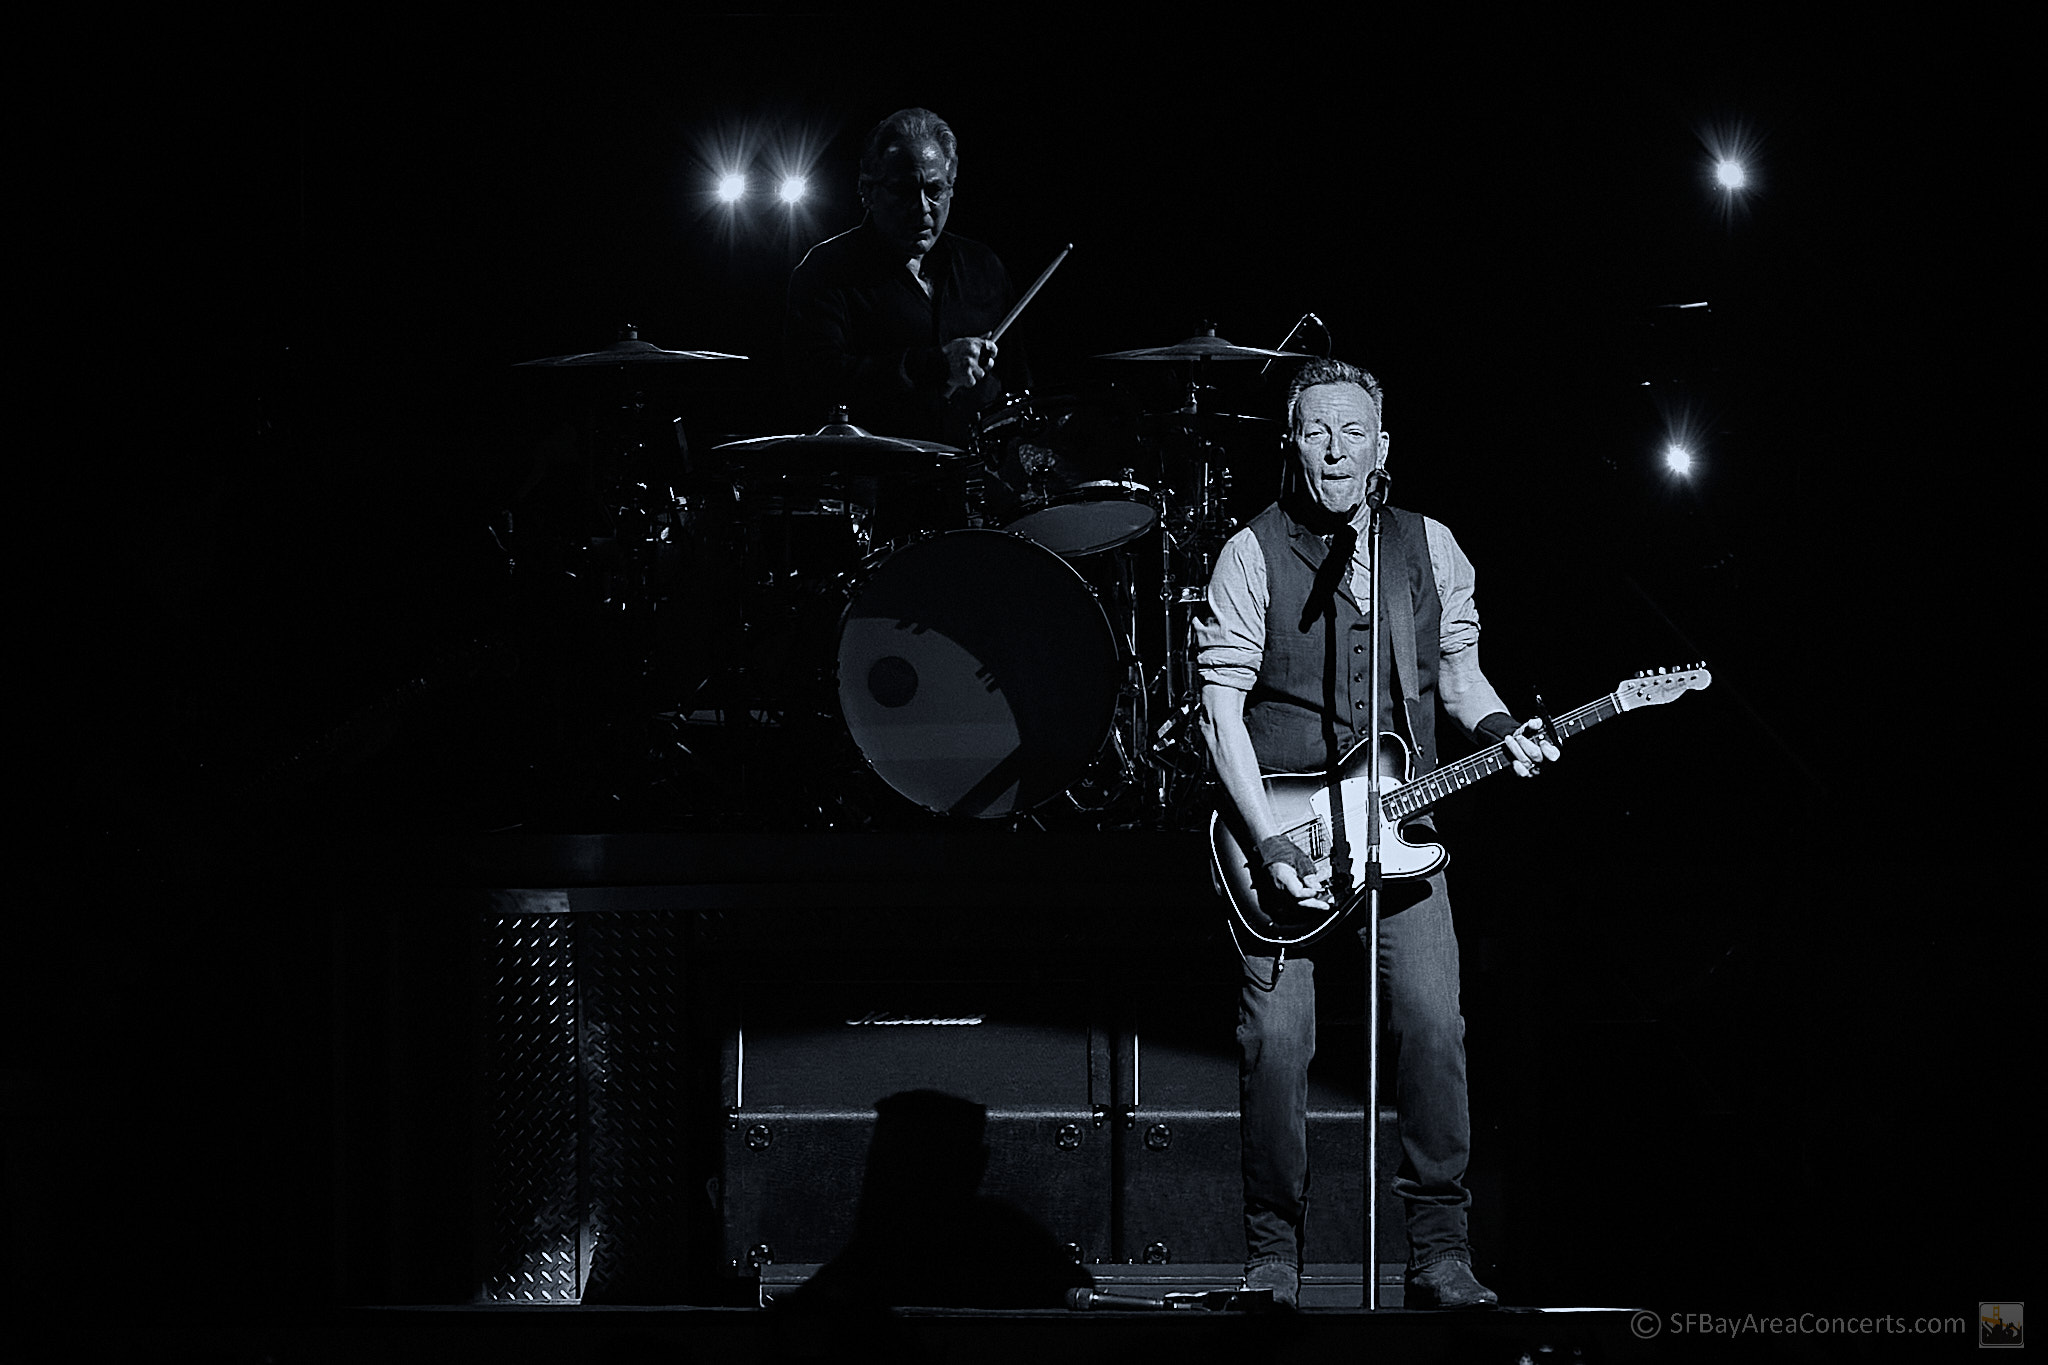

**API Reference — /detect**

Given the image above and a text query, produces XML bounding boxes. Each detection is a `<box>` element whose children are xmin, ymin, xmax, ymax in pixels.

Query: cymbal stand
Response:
<box><xmin>1153</xmin><ymin>361</ymin><xmax>1207</xmax><ymax>723</ymax></box>
<box><xmin>1143</xmin><ymin>361</ymin><xmax>1239</xmax><ymax>818</ymax></box>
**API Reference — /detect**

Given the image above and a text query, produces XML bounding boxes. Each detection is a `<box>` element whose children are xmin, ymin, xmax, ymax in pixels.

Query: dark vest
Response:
<box><xmin>1243</xmin><ymin>501</ymin><xmax>1442</xmax><ymax>775</ymax></box>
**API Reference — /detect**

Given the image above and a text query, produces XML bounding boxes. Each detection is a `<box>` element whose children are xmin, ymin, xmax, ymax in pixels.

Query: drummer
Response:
<box><xmin>784</xmin><ymin>108</ymin><xmax>1029</xmax><ymax>449</ymax></box>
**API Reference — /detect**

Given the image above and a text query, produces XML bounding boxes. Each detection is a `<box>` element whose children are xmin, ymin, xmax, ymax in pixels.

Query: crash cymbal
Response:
<box><xmin>1093</xmin><ymin>331</ymin><xmax>1309</xmax><ymax>362</ymax></box>
<box><xmin>712</xmin><ymin>416</ymin><xmax>965</xmax><ymax>475</ymax></box>
<box><xmin>1139</xmin><ymin>408</ymin><xmax>1281</xmax><ymax>436</ymax></box>
<box><xmin>516</xmin><ymin>327</ymin><xmax>747</xmax><ymax>367</ymax></box>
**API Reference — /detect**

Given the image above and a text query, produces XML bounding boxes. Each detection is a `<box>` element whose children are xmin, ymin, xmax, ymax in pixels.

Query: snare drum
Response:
<box><xmin>971</xmin><ymin>392</ymin><xmax>1154</xmax><ymax>554</ymax></box>
<box><xmin>1001</xmin><ymin>479</ymin><xmax>1158</xmax><ymax>558</ymax></box>
<box><xmin>835</xmin><ymin>529</ymin><xmax>1122</xmax><ymax>817</ymax></box>
<box><xmin>735</xmin><ymin>485</ymin><xmax>876</xmax><ymax>584</ymax></box>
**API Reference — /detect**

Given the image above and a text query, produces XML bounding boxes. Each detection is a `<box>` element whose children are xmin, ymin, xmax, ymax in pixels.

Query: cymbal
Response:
<box><xmin>515</xmin><ymin>337</ymin><xmax>748</xmax><ymax>367</ymax></box>
<box><xmin>712</xmin><ymin>417</ymin><xmax>965</xmax><ymax>475</ymax></box>
<box><xmin>1093</xmin><ymin>332</ymin><xmax>1309</xmax><ymax>362</ymax></box>
<box><xmin>1141</xmin><ymin>408</ymin><xmax>1280</xmax><ymax>432</ymax></box>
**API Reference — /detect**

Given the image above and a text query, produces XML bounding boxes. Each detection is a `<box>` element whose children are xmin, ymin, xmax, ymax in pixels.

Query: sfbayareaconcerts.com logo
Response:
<box><xmin>1980</xmin><ymin>1302</ymin><xmax>2023</xmax><ymax>1349</ymax></box>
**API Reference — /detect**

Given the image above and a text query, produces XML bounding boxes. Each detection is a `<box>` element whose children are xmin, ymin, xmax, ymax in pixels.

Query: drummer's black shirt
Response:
<box><xmin>784</xmin><ymin>220</ymin><xmax>1027</xmax><ymax>447</ymax></box>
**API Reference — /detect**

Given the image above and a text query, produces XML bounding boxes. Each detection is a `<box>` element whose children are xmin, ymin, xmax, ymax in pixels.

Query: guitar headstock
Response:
<box><xmin>1614</xmin><ymin>663</ymin><xmax>1711</xmax><ymax>711</ymax></box>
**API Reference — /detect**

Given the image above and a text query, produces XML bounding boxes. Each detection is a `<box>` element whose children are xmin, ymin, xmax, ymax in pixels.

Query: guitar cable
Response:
<box><xmin>1228</xmin><ymin>914</ymin><xmax>1287</xmax><ymax>992</ymax></box>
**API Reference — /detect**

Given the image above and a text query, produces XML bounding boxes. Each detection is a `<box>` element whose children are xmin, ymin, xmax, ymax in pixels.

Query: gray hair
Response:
<box><xmin>857</xmin><ymin>108</ymin><xmax>959</xmax><ymax>191</ymax></box>
<box><xmin>1285</xmin><ymin>357</ymin><xmax>1384</xmax><ymax>429</ymax></box>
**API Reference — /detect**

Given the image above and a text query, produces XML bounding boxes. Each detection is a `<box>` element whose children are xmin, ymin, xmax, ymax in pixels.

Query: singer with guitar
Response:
<box><xmin>1194</xmin><ymin>357</ymin><xmax>1557</xmax><ymax>1311</ymax></box>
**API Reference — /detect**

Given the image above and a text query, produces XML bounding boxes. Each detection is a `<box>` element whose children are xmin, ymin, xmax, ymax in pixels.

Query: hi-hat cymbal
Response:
<box><xmin>712</xmin><ymin>417</ymin><xmax>965</xmax><ymax>475</ymax></box>
<box><xmin>1093</xmin><ymin>332</ymin><xmax>1309</xmax><ymax>362</ymax></box>
<box><xmin>515</xmin><ymin>332</ymin><xmax>748</xmax><ymax>367</ymax></box>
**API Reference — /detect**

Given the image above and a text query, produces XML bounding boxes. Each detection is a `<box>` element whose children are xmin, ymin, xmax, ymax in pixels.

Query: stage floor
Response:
<box><xmin>70</xmin><ymin>1302</ymin><xmax>1689</xmax><ymax>1365</ymax></box>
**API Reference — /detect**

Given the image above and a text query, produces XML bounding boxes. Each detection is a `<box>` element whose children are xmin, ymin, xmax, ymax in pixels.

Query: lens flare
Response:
<box><xmin>1696</xmin><ymin>118</ymin><xmax>1763</xmax><ymax>223</ymax></box>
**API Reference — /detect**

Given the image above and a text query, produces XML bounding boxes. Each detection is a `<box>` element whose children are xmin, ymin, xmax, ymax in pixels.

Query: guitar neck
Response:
<box><xmin>1381</xmin><ymin>692</ymin><xmax>1623</xmax><ymax>824</ymax></box>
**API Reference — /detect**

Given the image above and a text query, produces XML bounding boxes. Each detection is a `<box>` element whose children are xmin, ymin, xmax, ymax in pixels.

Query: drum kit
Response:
<box><xmin>500</xmin><ymin>324</ymin><xmax>1314</xmax><ymax>829</ymax></box>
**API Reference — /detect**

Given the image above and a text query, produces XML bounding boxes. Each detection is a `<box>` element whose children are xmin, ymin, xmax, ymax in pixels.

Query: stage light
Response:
<box><xmin>778</xmin><ymin>174</ymin><xmax>808</xmax><ymax>205</ymax></box>
<box><xmin>716</xmin><ymin>172</ymin><xmax>748</xmax><ymax>204</ymax></box>
<box><xmin>1664</xmin><ymin>443</ymin><xmax>1695</xmax><ymax>477</ymax></box>
<box><xmin>1696</xmin><ymin>118</ymin><xmax>1762</xmax><ymax>220</ymax></box>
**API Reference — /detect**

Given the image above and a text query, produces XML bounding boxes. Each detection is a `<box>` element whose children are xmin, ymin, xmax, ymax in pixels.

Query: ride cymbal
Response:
<box><xmin>1093</xmin><ymin>332</ymin><xmax>1308</xmax><ymax>362</ymax></box>
<box><xmin>711</xmin><ymin>417</ymin><xmax>965</xmax><ymax>475</ymax></box>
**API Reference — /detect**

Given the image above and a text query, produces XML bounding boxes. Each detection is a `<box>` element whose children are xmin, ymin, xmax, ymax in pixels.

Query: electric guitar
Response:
<box><xmin>1210</xmin><ymin>665</ymin><xmax>1712</xmax><ymax>947</ymax></box>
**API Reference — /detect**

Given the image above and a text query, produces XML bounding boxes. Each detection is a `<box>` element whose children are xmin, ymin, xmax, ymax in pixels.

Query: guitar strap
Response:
<box><xmin>1379</xmin><ymin>514</ymin><xmax>1426</xmax><ymax>756</ymax></box>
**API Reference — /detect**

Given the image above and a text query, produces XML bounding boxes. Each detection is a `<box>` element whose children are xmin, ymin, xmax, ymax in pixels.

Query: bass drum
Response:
<box><xmin>836</xmin><ymin>529</ymin><xmax>1122</xmax><ymax>818</ymax></box>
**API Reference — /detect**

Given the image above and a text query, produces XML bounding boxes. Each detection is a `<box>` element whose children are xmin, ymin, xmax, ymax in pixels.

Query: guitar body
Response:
<box><xmin>1210</xmin><ymin>733</ymin><xmax>1448</xmax><ymax>948</ymax></box>
<box><xmin>1206</xmin><ymin>665</ymin><xmax>1713</xmax><ymax>949</ymax></box>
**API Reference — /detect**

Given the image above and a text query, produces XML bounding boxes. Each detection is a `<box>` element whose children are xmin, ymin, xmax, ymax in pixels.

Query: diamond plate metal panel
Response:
<box><xmin>579</xmin><ymin>910</ymin><xmax>684</xmax><ymax>1302</ymax></box>
<box><xmin>478</xmin><ymin>913</ymin><xmax>584</xmax><ymax>1303</ymax></box>
<box><xmin>475</xmin><ymin>908</ymin><xmax>688</xmax><ymax>1304</ymax></box>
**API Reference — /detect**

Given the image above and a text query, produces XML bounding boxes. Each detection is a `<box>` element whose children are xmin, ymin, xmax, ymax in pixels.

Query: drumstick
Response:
<box><xmin>988</xmin><ymin>243</ymin><xmax>1073</xmax><ymax>343</ymax></box>
<box><xmin>943</xmin><ymin>244</ymin><xmax>1071</xmax><ymax>399</ymax></box>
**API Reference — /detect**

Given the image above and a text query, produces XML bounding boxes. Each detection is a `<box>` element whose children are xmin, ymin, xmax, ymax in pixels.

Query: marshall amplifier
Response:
<box><xmin>718</xmin><ymin>978</ymin><xmax>1112</xmax><ymax>1277</ymax></box>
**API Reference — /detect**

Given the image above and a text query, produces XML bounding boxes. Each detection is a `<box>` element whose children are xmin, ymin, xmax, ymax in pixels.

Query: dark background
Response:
<box><xmin>14</xmin><ymin>9</ymin><xmax>2017</xmax><ymax>1341</ymax></box>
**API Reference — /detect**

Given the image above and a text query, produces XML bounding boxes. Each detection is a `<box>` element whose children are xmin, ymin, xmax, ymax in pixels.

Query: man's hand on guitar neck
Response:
<box><xmin>1503</xmin><ymin>718</ymin><xmax>1561</xmax><ymax>778</ymax></box>
<box><xmin>1477</xmin><ymin>712</ymin><xmax>1561</xmax><ymax>779</ymax></box>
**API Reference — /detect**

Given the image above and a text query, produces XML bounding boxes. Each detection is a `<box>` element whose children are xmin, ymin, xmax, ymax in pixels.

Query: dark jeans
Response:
<box><xmin>1236</xmin><ymin>869</ymin><xmax>1472</xmax><ymax>1272</ymax></box>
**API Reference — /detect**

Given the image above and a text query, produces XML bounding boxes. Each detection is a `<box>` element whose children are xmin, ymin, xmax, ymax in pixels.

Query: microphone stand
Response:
<box><xmin>1358</xmin><ymin>465</ymin><xmax>1390</xmax><ymax>1309</ymax></box>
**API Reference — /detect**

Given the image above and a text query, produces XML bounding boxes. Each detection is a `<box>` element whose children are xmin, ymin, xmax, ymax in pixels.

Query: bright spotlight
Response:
<box><xmin>1697</xmin><ymin>119</ymin><xmax>1762</xmax><ymax>219</ymax></box>
<box><xmin>778</xmin><ymin>175</ymin><xmax>807</xmax><ymax>205</ymax></box>
<box><xmin>1664</xmin><ymin>443</ymin><xmax>1695</xmax><ymax>477</ymax></box>
<box><xmin>716</xmin><ymin>172</ymin><xmax>748</xmax><ymax>204</ymax></box>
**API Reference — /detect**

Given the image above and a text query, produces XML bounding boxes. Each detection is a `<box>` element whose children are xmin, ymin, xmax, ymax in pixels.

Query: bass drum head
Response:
<box><xmin>836</xmin><ymin>529</ymin><xmax>1122</xmax><ymax>817</ymax></box>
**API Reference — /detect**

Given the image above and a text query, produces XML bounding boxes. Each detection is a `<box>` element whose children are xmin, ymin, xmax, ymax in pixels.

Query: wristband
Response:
<box><xmin>1474</xmin><ymin>711</ymin><xmax>1518</xmax><ymax>745</ymax></box>
<box><xmin>1256</xmin><ymin>834</ymin><xmax>1317</xmax><ymax>880</ymax></box>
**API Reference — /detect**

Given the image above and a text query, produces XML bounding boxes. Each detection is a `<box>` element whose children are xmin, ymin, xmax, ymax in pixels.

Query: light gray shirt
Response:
<box><xmin>1195</xmin><ymin>514</ymin><xmax>1485</xmax><ymax>697</ymax></box>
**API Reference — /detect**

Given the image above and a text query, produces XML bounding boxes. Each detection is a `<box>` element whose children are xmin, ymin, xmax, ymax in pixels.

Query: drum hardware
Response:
<box><xmin>716</xmin><ymin>413</ymin><xmax>976</xmax><ymax>593</ymax></box>
<box><xmin>1061</xmin><ymin>688</ymin><xmax>1142</xmax><ymax>817</ymax></box>
<box><xmin>1014</xmin><ymin>440</ymin><xmax>1060</xmax><ymax>508</ymax></box>
<box><xmin>733</xmin><ymin>487</ymin><xmax>876</xmax><ymax>590</ymax></box>
<box><xmin>498</xmin><ymin>364</ymin><xmax>714</xmax><ymax>621</ymax></box>
<box><xmin>1150</xmin><ymin>697</ymin><xmax>1209</xmax><ymax>777</ymax></box>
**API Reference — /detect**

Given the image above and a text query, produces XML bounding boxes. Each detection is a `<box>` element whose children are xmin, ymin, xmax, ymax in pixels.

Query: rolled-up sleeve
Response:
<box><xmin>1426</xmin><ymin>516</ymin><xmax>1513</xmax><ymax>733</ymax></box>
<box><xmin>1195</xmin><ymin>528</ymin><xmax>1267</xmax><ymax>692</ymax></box>
<box><xmin>1425</xmin><ymin>517</ymin><xmax>1481</xmax><ymax>658</ymax></box>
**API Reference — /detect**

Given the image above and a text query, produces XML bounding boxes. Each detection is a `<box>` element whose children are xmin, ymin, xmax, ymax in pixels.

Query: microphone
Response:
<box><xmin>1364</xmin><ymin>464</ymin><xmax>1392</xmax><ymax>512</ymax></box>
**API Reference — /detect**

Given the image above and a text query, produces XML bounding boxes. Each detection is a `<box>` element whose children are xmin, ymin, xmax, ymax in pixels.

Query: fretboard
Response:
<box><xmin>1381</xmin><ymin>692</ymin><xmax>1623</xmax><ymax>823</ymax></box>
